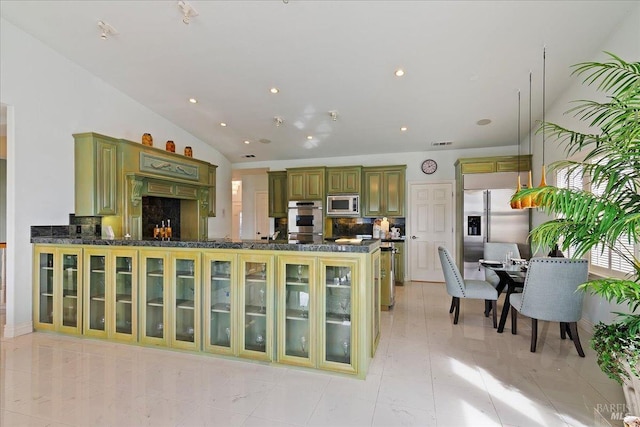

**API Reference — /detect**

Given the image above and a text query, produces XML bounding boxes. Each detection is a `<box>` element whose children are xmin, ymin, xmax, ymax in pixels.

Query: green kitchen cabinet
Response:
<box><xmin>74</xmin><ymin>133</ymin><xmax>118</xmax><ymax>216</ymax></box>
<box><xmin>394</xmin><ymin>241</ymin><xmax>404</xmax><ymax>285</ymax></box>
<box><xmin>326</xmin><ymin>167</ymin><xmax>361</xmax><ymax>195</ymax></box>
<box><xmin>362</xmin><ymin>166</ymin><xmax>406</xmax><ymax>217</ymax></box>
<box><xmin>287</xmin><ymin>167</ymin><xmax>326</xmax><ymax>201</ymax></box>
<box><xmin>33</xmin><ymin>245</ymin><xmax>83</xmax><ymax>335</ymax></box>
<box><xmin>268</xmin><ymin>171</ymin><xmax>288</xmax><ymax>217</ymax></box>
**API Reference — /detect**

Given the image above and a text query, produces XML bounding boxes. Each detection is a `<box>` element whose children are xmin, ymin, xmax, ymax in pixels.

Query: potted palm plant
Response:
<box><xmin>514</xmin><ymin>52</ymin><xmax>639</xmax><ymax>416</ymax></box>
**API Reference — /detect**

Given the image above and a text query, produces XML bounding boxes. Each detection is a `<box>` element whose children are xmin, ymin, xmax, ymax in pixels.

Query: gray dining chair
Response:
<box><xmin>438</xmin><ymin>246</ymin><xmax>498</xmax><ymax>328</ymax></box>
<box><xmin>509</xmin><ymin>257</ymin><xmax>589</xmax><ymax>356</ymax></box>
<box><xmin>483</xmin><ymin>242</ymin><xmax>521</xmax><ymax>289</ymax></box>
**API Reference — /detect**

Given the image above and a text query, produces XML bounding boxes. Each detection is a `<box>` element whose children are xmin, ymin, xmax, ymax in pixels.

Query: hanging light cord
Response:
<box><xmin>542</xmin><ymin>46</ymin><xmax>546</xmax><ymax>166</ymax></box>
<box><xmin>518</xmin><ymin>90</ymin><xmax>521</xmax><ymax>172</ymax></box>
<box><xmin>529</xmin><ymin>71</ymin><xmax>532</xmax><ymax>168</ymax></box>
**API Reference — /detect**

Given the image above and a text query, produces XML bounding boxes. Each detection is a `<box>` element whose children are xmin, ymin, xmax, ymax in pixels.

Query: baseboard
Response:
<box><xmin>3</xmin><ymin>320</ymin><xmax>33</xmax><ymax>338</ymax></box>
<box><xmin>579</xmin><ymin>317</ymin><xmax>594</xmax><ymax>334</ymax></box>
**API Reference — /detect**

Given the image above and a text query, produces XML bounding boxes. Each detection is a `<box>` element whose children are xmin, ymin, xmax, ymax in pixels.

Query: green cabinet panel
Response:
<box><xmin>455</xmin><ymin>155</ymin><xmax>532</xmax><ymax>175</ymax></box>
<box><xmin>287</xmin><ymin>167</ymin><xmax>326</xmax><ymax>201</ymax></box>
<box><xmin>74</xmin><ymin>133</ymin><xmax>118</xmax><ymax>216</ymax></box>
<box><xmin>208</xmin><ymin>165</ymin><xmax>217</xmax><ymax>217</ymax></box>
<box><xmin>362</xmin><ymin>166</ymin><xmax>406</xmax><ymax>217</ymax></box>
<box><xmin>394</xmin><ymin>241</ymin><xmax>404</xmax><ymax>284</ymax></box>
<box><xmin>326</xmin><ymin>167</ymin><xmax>361</xmax><ymax>194</ymax></box>
<box><xmin>268</xmin><ymin>171</ymin><xmax>288</xmax><ymax>218</ymax></box>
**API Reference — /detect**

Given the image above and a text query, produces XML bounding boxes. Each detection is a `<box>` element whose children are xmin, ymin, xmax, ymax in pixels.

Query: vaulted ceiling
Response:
<box><xmin>1</xmin><ymin>1</ymin><xmax>635</xmax><ymax>163</ymax></box>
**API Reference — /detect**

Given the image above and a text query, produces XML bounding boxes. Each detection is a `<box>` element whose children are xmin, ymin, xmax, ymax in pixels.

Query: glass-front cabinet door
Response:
<box><xmin>84</xmin><ymin>251</ymin><xmax>108</xmax><ymax>338</ymax></box>
<box><xmin>140</xmin><ymin>250</ymin><xmax>169</xmax><ymax>346</ymax></box>
<box><xmin>203</xmin><ymin>252</ymin><xmax>236</xmax><ymax>355</ymax></box>
<box><xmin>238</xmin><ymin>253</ymin><xmax>274</xmax><ymax>361</ymax></box>
<box><xmin>113</xmin><ymin>250</ymin><xmax>137</xmax><ymax>341</ymax></box>
<box><xmin>84</xmin><ymin>248</ymin><xmax>137</xmax><ymax>341</ymax></box>
<box><xmin>277</xmin><ymin>256</ymin><xmax>316</xmax><ymax>368</ymax></box>
<box><xmin>34</xmin><ymin>246</ymin><xmax>83</xmax><ymax>334</ymax></box>
<box><xmin>171</xmin><ymin>252</ymin><xmax>200</xmax><ymax>351</ymax></box>
<box><xmin>59</xmin><ymin>249</ymin><xmax>83</xmax><ymax>334</ymax></box>
<box><xmin>33</xmin><ymin>246</ymin><xmax>56</xmax><ymax>331</ymax></box>
<box><xmin>319</xmin><ymin>258</ymin><xmax>358</xmax><ymax>374</ymax></box>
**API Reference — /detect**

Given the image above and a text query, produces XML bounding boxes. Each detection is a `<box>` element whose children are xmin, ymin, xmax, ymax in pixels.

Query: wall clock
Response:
<box><xmin>421</xmin><ymin>159</ymin><xmax>438</xmax><ymax>175</ymax></box>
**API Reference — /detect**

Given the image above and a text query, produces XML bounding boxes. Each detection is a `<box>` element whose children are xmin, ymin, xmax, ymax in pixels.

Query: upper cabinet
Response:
<box><xmin>268</xmin><ymin>171</ymin><xmax>288</xmax><ymax>218</ymax></box>
<box><xmin>326</xmin><ymin>166</ymin><xmax>362</xmax><ymax>195</ymax></box>
<box><xmin>454</xmin><ymin>155</ymin><xmax>532</xmax><ymax>175</ymax></box>
<box><xmin>74</xmin><ymin>133</ymin><xmax>118</xmax><ymax>216</ymax></box>
<box><xmin>287</xmin><ymin>167</ymin><xmax>326</xmax><ymax>201</ymax></box>
<box><xmin>362</xmin><ymin>165</ymin><xmax>406</xmax><ymax>217</ymax></box>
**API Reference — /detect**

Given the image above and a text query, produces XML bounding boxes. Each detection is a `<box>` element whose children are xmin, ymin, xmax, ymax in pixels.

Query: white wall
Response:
<box><xmin>0</xmin><ymin>19</ymin><xmax>232</xmax><ymax>337</ymax></box>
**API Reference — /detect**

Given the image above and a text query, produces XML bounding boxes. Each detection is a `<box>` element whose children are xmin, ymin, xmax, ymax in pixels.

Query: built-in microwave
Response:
<box><xmin>327</xmin><ymin>194</ymin><xmax>360</xmax><ymax>217</ymax></box>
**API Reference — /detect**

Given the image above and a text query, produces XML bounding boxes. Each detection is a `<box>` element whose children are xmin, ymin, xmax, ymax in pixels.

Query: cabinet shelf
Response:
<box><xmin>211</xmin><ymin>303</ymin><xmax>231</xmax><ymax>313</ymax></box>
<box><xmin>147</xmin><ymin>297</ymin><xmax>164</xmax><ymax>307</ymax></box>
<box><xmin>116</xmin><ymin>269</ymin><xmax>133</xmax><ymax>275</ymax></box>
<box><xmin>116</xmin><ymin>294</ymin><xmax>132</xmax><ymax>304</ymax></box>
<box><xmin>91</xmin><ymin>269</ymin><xmax>106</xmax><ymax>274</ymax></box>
<box><xmin>246</xmin><ymin>275</ymin><xmax>267</xmax><ymax>283</ymax></box>
<box><xmin>285</xmin><ymin>279</ymin><xmax>308</xmax><ymax>286</ymax></box>
<box><xmin>245</xmin><ymin>305</ymin><xmax>267</xmax><ymax>317</ymax></box>
<box><xmin>147</xmin><ymin>270</ymin><xmax>164</xmax><ymax>277</ymax></box>
<box><xmin>91</xmin><ymin>294</ymin><xmax>106</xmax><ymax>302</ymax></box>
<box><xmin>285</xmin><ymin>309</ymin><xmax>309</xmax><ymax>321</ymax></box>
<box><xmin>326</xmin><ymin>312</ymin><xmax>351</xmax><ymax>325</ymax></box>
<box><xmin>41</xmin><ymin>292</ymin><xmax>54</xmax><ymax>297</ymax></box>
<box><xmin>176</xmin><ymin>272</ymin><xmax>194</xmax><ymax>279</ymax></box>
<box><xmin>63</xmin><ymin>292</ymin><xmax>78</xmax><ymax>299</ymax></box>
<box><xmin>41</xmin><ymin>266</ymin><xmax>54</xmax><ymax>271</ymax></box>
<box><xmin>211</xmin><ymin>274</ymin><xmax>231</xmax><ymax>281</ymax></box>
<box><xmin>326</xmin><ymin>282</ymin><xmax>351</xmax><ymax>288</ymax></box>
<box><xmin>176</xmin><ymin>299</ymin><xmax>195</xmax><ymax>310</ymax></box>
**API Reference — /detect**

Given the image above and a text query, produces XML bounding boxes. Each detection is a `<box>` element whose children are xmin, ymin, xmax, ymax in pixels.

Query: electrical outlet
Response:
<box><xmin>76</xmin><ymin>225</ymin><xmax>82</xmax><ymax>234</ymax></box>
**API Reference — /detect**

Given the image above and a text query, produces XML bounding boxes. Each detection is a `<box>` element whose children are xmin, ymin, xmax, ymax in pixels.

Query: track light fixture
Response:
<box><xmin>178</xmin><ymin>1</ymin><xmax>199</xmax><ymax>25</ymax></box>
<box><xmin>274</xmin><ymin>116</ymin><xmax>283</xmax><ymax>127</ymax></box>
<box><xmin>97</xmin><ymin>20</ymin><xmax>118</xmax><ymax>40</ymax></box>
<box><xmin>328</xmin><ymin>110</ymin><xmax>338</xmax><ymax>121</ymax></box>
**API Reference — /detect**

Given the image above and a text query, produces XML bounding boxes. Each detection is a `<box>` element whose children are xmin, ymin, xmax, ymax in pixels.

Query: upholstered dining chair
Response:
<box><xmin>483</xmin><ymin>242</ymin><xmax>521</xmax><ymax>289</ymax></box>
<box><xmin>438</xmin><ymin>246</ymin><xmax>498</xmax><ymax>328</ymax></box>
<box><xmin>509</xmin><ymin>257</ymin><xmax>589</xmax><ymax>356</ymax></box>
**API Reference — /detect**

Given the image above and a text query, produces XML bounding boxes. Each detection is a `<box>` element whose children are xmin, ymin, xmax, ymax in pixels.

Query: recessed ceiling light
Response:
<box><xmin>400</xmin><ymin>127</ymin><xmax>408</xmax><ymax>132</ymax></box>
<box><xmin>220</xmin><ymin>122</ymin><xmax>227</xmax><ymax>127</ymax></box>
<box><xmin>477</xmin><ymin>118</ymin><xmax>492</xmax><ymax>126</ymax></box>
<box><xmin>244</xmin><ymin>140</ymin><xmax>251</xmax><ymax>144</ymax></box>
<box><xmin>189</xmin><ymin>98</ymin><xmax>197</xmax><ymax>104</ymax></box>
<box><xmin>270</xmin><ymin>87</ymin><xmax>279</xmax><ymax>94</ymax></box>
<box><xmin>395</xmin><ymin>69</ymin><xmax>405</xmax><ymax>77</ymax></box>
<box><xmin>307</xmin><ymin>135</ymin><xmax>313</xmax><ymax>140</ymax></box>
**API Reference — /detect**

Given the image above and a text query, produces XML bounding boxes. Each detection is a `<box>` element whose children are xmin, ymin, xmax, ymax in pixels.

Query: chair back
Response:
<box><xmin>483</xmin><ymin>242</ymin><xmax>521</xmax><ymax>287</ymax></box>
<box><xmin>512</xmin><ymin>257</ymin><xmax>588</xmax><ymax>322</ymax></box>
<box><xmin>438</xmin><ymin>246</ymin><xmax>466</xmax><ymax>298</ymax></box>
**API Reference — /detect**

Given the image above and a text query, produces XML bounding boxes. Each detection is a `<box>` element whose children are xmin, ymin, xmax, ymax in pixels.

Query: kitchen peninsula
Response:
<box><xmin>31</xmin><ymin>236</ymin><xmax>381</xmax><ymax>378</ymax></box>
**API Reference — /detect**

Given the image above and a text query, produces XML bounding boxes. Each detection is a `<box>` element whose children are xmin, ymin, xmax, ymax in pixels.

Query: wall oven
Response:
<box><xmin>326</xmin><ymin>194</ymin><xmax>360</xmax><ymax>217</ymax></box>
<box><xmin>288</xmin><ymin>200</ymin><xmax>323</xmax><ymax>243</ymax></box>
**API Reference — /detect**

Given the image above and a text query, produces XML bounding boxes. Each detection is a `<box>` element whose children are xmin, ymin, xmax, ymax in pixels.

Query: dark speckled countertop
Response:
<box><xmin>30</xmin><ymin>236</ymin><xmax>380</xmax><ymax>253</ymax></box>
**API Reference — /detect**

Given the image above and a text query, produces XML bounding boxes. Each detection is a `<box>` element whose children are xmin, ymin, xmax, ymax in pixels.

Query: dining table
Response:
<box><xmin>479</xmin><ymin>260</ymin><xmax>527</xmax><ymax>333</ymax></box>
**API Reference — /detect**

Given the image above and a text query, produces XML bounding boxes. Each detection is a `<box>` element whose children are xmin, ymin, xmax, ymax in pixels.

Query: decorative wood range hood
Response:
<box><xmin>74</xmin><ymin>132</ymin><xmax>217</xmax><ymax>240</ymax></box>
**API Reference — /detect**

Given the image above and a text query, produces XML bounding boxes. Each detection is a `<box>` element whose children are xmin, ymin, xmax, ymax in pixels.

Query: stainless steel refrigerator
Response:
<box><xmin>462</xmin><ymin>173</ymin><xmax>531</xmax><ymax>280</ymax></box>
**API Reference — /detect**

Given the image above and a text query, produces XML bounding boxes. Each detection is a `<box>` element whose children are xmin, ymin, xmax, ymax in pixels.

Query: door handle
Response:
<box><xmin>411</xmin><ymin>236</ymin><xmax>417</xmax><ymax>239</ymax></box>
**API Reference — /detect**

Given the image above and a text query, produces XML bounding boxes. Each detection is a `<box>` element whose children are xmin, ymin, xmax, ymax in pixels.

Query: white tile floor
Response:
<box><xmin>0</xmin><ymin>281</ymin><xmax>626</xmax><ymax>426</ymax></box>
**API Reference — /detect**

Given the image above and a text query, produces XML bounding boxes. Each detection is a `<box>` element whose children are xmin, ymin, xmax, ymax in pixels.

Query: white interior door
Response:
<box><xmin>254</xmin><ymin>191</ymin><xmax>269</xmax><ymax>240</ymax></box>
<box><xmin>408</xmin><ymin>182</ymin><xmax>454</xmax><ymax>282</ymax></box>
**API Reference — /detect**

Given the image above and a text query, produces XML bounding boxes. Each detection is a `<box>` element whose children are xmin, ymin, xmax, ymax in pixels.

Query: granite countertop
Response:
<box><xmin>30</xmin><ymin>236</ymin><xmax>381</xmax><ymax>253</ymax></box>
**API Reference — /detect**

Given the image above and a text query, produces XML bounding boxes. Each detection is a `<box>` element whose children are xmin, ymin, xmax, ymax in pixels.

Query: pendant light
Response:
<box><xmin>521</xmin><ymin>72</ymin><xmax>533</xmax><ymax>209</ymax></box>
<box><xmin>510</xmin><ymin>90</ymin><xmax>523</xmax><ymax>209</ymax></box>
<box><xmin>535</xmin><ymin>47</ymin><xmax>548</xmax><ymax>202</ymax></box>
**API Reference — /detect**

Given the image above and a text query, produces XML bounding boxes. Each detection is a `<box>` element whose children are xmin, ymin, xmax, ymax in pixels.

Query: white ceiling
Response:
<box><xmin>0</xmin><ymin>1</ymin><xmax>635</xmax><ymax>163</ymax></box>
